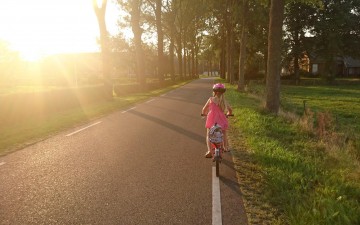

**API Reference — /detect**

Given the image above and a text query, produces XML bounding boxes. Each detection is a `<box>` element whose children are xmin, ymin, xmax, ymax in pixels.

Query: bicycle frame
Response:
<box><xmin>210</xmin><ymin>141</ymin><xmax>223</xmax><ymax>177</ymax></box>
<box><xmin>210</xmin><ymin>142</ymin><xmax>223</xmax><ymax>161</ymax></box>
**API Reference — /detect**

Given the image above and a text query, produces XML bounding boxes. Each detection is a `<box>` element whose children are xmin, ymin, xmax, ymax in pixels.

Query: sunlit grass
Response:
<box><xmin>0</xmin><ymin>80</ymin><xmax>191</xmax><ymax>156</ymax></box>
<box><xmin>226</xmin><ymin>83</ymin><xmax>360</xmax><ymax>224</ymax></box>
<box><xmin>0</xmin><ymin>85</ymin><xmax>65</xmax><ymax>95</ymax></box>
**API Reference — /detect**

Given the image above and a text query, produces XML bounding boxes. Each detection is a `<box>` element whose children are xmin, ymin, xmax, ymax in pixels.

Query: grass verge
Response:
<box><xmin>226</xmin><ymin>83</ymin><xmax>360</xmax><ymax>225</ymax></box>
<box><xmin>0</xmin><ymin>80</ymin><xmax>191</xmax><ymax>156</ymax></box>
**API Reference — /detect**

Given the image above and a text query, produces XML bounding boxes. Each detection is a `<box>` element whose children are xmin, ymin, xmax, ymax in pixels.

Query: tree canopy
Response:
<box><xmin>106</xmin><ymin>0</ymin><xmax>355</xmax><ymax>112</ymax></box>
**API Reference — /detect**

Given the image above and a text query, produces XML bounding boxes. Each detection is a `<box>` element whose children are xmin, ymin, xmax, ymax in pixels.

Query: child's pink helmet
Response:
<box><xmin>212</xmin><ymin>83</ymin><xmax>226</xmax><ymax>93</ymax></box>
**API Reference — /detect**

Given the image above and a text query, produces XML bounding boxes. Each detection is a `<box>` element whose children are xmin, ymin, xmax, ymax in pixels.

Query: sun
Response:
<box><xmin>0</xmin><ymin>0</ymin><xmax>122</xmax><ymax>62</ymax></box>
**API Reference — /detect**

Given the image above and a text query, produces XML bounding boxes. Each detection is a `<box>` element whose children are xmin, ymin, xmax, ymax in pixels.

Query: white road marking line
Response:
<box><xmin>146</xmin><ymin>99</ymin><xmax>155</xmax><ymax>103</ymax></box>
<box><xmin>212</xmin><ymin>167</ymin><xmax>222</xmax><ymax>225</ymax></box>
<box><xmin>65</xmin><ymin>121</ymin><xmax>102</xmax><ymax>137</ymax></box>
<box><xmin>0</xmin><ymin>162</ymin><xmax>6</xmax><ymax>166</ymax></box>
<box><xmin>121</xmin><ymin>107</ymin><xmax>136</xmax><ymax>113</ymax></box>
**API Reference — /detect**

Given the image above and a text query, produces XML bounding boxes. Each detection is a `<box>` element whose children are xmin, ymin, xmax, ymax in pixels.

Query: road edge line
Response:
<box><xmin>65</xmin><ymin>121</ymin><xmax>102</xmax><ymax>137</ymax></box>
<box><xmin>212</xmin><ymin>166</ymin><xmax>222</xmax><ymax>225</ymax></box>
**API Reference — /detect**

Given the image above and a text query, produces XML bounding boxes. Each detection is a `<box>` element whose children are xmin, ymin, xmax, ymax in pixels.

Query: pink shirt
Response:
<box><xmin>205</xmin><ymin>98</ymin><xmax>228</xmax><ymax>130</ymax></box>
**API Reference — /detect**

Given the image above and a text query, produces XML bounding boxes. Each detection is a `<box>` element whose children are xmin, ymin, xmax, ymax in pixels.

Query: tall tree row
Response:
<box><xmin>116</xmin><ymin>0</ymin><xmax>208</xmax><ymax>83</ymax></box>
<box><xmin>111</xmin><ymin>0</ymin><xmax>360</xmax><ymax>114</ymax></box>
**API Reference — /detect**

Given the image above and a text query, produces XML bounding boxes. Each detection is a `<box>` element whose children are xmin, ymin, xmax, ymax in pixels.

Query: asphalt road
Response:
<box><xmin>0</xmin><ymin>78</ymin><xmax>247</xmax><ymax>225</ymax></box>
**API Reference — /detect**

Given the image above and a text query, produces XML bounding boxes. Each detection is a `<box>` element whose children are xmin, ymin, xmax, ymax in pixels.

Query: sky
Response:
<box><xmin>0</xmin><ymin>0</ymin><xmax>126</xmax><ymax>61</ymax></box>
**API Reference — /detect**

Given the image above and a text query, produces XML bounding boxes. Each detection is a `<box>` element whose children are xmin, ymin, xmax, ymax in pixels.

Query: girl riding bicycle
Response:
<box><xmin>201</xmin><ymin>83</ymin><xmax>232</xmax><ymax>158</ymax></box>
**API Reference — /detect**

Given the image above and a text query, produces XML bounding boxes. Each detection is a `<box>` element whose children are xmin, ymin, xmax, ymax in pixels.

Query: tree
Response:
<box><xmin>311</xmin><ymin>0</ymin><xmax>360</xmax><ymax>80</ymax></box>
<box><xmin>173</xmin><ymin>0</ymin><xmax>184</xmax><ymax>79</ymax></box>
<box><xmin>224</xmin><ymin>0</ymin><xmax>237</xmax><ymax>84</ymax></box>
<box><xmin>284</xmin><ymin>2</ymin><xmax>317</xmax><ymax>84</ymax></box>
<box><xmin>265</xmin><ymin>0</ymin><xmax>285</xmax><ymax>114</ymax></box>
<box><xmin>247</xmin><ymin>1</ymin><xmax>269</xmax><ymax>78</ymax></box>
<box><xmin>163</xmin><ymin>0</ymin><xmax>176</xmax><ymax>81</ymax></box>
<box><xmin>93</xmin><ymin>0</ymin><xmax>112</xmax><ymax>98</ymax></box>
<box><xmin>155</xmin><ymin>0</ymin><xmax>164</xmax><ymax>82</ymax></box>
<box><xmin>144</xmin><ymin>0</ymin><xmax>165</xmax><ymax>82</ymax></box>
<box><xmin>129</xmin><ymin>0</ymin><xmax>146</xmax><ymax>86</ymax></box>
<box><xmin>207</xmin><ymin>0</ymin><xmax>233</xmax><ymax>80</ymax></box>
<box><xmin>181</xmin><ymin>0</ymin><xmax>207</xmax><ymax>78</ymax></box>
<box><xmin>237</xmin><ymin>0</ymin><xmax>249</xmax><ymax>91</ymax></box>
<box><xmin>169</xmin><ymin>0</ymin><xmax>206</xmax><ymax>79</ymax></box>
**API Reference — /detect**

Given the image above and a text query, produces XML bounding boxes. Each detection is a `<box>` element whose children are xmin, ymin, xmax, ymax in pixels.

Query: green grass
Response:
<box><xmin>281</xmin><ymin>85</ymin><xmax>360</xmax><ymax>131</ymax></box>
<box><xmin>226</xmin><ymin>83</ymin><xmax>360</xmax><ymax>224</ymax></box>
<box><xmin>0</xmin><ymin>80</ymin><xmax>191</xmax><ymax>156</ymax></box>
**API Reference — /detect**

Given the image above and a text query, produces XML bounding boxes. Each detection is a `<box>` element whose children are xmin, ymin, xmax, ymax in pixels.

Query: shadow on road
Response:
<box><xmin>129</xmin><ymin>110</ymin><xmax>204</xmax><ymax>144</ymax></box>
<box><xmin>221</xmin><ymin>157</ymin><xmax>236</xmax><ymax>171</ymax></box>
<box><xmin>220</xmin><ymin>175</ymin><xmax>243</xmax><ymax>197</ymax></box>
<box><xmin>160</xmin><ymin>95</ymin><xmax>204</xmax><ymax>106</ymax></box>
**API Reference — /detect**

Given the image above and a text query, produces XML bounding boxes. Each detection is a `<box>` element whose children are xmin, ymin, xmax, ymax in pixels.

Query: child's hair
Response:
<box><xmin>213</xmin><ymin>92</ymin><xmax>226</xmax><ymax>112</ymax></box>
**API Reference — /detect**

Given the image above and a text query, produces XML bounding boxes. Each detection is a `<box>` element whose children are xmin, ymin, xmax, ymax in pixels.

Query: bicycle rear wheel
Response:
<box><xmin>216</xmin><ymin>159</ymin><xmax>220</xmax><ymax>177</ymax></box>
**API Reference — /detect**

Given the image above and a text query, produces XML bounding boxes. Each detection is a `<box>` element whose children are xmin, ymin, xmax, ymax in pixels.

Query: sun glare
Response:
<box><xmin>0</xmin><ymin>0</ymin><xmax>121</xmax><ymax>62</ymax></box>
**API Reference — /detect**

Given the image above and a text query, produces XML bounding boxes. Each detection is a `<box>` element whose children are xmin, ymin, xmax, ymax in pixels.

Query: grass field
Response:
<box><xmin>226</xmin><ymin>83</ymin><xmax>360</xmax><ymax>224</ymax></box>
<box><xmin>0</xmin><ymin>81</ymin><xmax>191</xmax><ymax>156</ymax></box>
<box><xmin>281</xmin><ymin>85</ymin><xmax>360</xmax><ymax>136</ymax></box>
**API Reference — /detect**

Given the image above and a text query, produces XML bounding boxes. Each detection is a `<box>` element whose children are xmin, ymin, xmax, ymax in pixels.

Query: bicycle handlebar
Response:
<box><xmin>201</xmin><ymin>113</ymin><xmax>234</xmax><ymax>118</ymax></box>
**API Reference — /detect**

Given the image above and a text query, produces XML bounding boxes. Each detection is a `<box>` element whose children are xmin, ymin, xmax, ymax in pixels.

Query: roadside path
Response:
<box><xmin>0</xmin><ymin>78</ymin><xmax>247</xmax><ymax>224</ymax></box>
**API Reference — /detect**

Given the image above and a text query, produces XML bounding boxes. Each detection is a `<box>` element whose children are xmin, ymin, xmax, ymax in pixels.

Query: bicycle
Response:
<box><xmin>201</xmin><ymin>114</ymin><xmax>234</xmax><ymax>177</ymax></box>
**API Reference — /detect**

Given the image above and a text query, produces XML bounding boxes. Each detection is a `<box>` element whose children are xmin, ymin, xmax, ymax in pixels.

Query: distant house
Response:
<box><xmin>301</xmin><ymin>36</ymin><xmax>360</xmax><ymax>77</ymax></box>
<box><xmin>308</xmin><ymin>54</ymin><xmax>360</xmax><ymax>77</ymax></box>
<box><xmin>343</xmin><ymin>57</ymin><xmax>360</xmax><ymax>76</ymax></box>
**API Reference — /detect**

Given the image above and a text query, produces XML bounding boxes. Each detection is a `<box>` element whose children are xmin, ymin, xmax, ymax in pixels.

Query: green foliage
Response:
<box><xmin>226</xmin><ymin>82</ymin><xmax>360</xmax><ymax>224</ymax></box>
<box><xmin>310</xmin><ymin>0</ymin><xmax>360</xmax><ymax>78</ymax></box>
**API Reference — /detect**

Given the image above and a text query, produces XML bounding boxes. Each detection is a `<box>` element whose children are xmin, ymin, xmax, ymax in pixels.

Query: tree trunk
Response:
<box><xmin>238</xmin><ymin>0</ymin><xmax>248</xmax><ymax>91</ymax></box>
<box><xmin>220</xmin><ymin>28</ymin><xmax>226</xmax><ymax>79</ymax></box>
<box><xmin>169</xmin><ymin>36</ymin><xmax>175</xmax><ymax>81</ymax></box>
<box><xmin>156</xmin><ymin>0</ymin><xmax>164</xmax><ymax>83</ymax></box>
<box><xmin>194</xmin><ymin>44</ymin><xmax>199</xmax><ymax>77</ymax></box>
<box><xmin>227</xmin><ymin>31</ymin><xmax>235</xmax><ymax>84</ymax></box>
<box><xmin>220</xmin><ymin>48</ymin><xmax>226</xmax><ymax>79</ymax></box>
<box><xmin>193</xmin><ymin>49</ymin><xmax>197</xmax><ymax>77</ymax></box>
<box><xmin>226</xmin><ymin>28</ymin><xmax>231</xmax><ymax>82</ymax></box>
<box><xmin>265</xmin><ymin>0</ymin><xmax>285</xmax><ymax>114</ymax></box>
<box><xmin>189</xmin><ymin>48</ymin><xmax>193</xmax><ymax>77</ymax></box>
<box><xmin>226</xmin><ymin>0</ymin><xmax>235</xmax><ymax>84</ymax></box>
<box><xmin>176</xmin><ymin>36</ymin><xmax>183</xmax><ymax>79</ymax></box>
<box><xmin>93</xmin><ymin>0</ymin><xmax>112</xmax><ymax>98</ymax></box>
<box><xmin>207</xmin><ymin>61</ymin><xmax>210</xmax><ymax>76</ymax></box>
<box><xmin>183</xmin><ymin>40</ymin><xmax>187</xmax><ymax>78</ymax></box>
<box><xmin>238</xmin><ymin>28</ymin><xmax>247</xmax><ymax>91</ymax></box>
<box><xmin>130</xmin><ymin>0</ymin><xmax>146</xmax><ymax>87</ymax></box>
<box><xmin>294</xmin><ymin>29</ymin><xmax>300</xmax><ymax>85</ymax></box>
